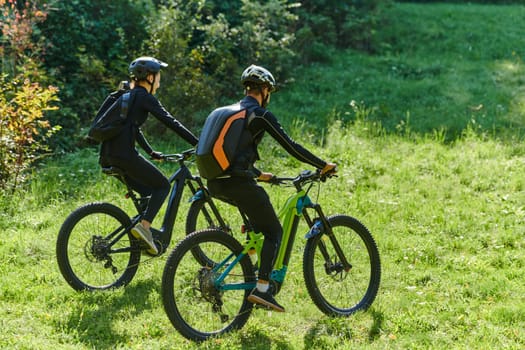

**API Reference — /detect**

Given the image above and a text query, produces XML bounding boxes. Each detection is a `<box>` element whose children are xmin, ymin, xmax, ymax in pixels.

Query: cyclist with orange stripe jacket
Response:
<box><xmin>207</xmin><ymin>64</ymin><xmax>337</xmax><ymax>312</ymax></box>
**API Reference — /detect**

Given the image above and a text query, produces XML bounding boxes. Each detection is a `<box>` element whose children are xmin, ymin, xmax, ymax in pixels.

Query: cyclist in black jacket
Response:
<box><xmin>99</xmin><ymin>56</ymin><xmax>198</xmax><ymax>255</ymax></box>
<box><xmin>207</xmin><ymin>65</ymin><xmax>337</xmax><ymax>312</ymax></box>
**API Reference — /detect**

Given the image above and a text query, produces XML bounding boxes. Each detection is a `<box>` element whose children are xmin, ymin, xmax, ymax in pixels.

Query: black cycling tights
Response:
<box><xmin>109</xmin><ymin>155</ymin><xmax>170</xmax><ymax>224</ymax></box>
<box><xmin>208</xmin><ymin>176</ymin><xmax>283</xmax><ymax>282</ymax></box>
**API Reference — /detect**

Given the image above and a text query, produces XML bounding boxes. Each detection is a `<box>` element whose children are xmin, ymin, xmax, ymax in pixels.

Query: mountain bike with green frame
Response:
<box><xmin>161</xmin><ymin>169</ymin><xmax>381</xmax><ymax>341</ymax></box>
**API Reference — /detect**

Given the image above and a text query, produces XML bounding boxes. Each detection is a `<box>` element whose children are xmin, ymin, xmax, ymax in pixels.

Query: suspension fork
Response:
<box><xmin>306</xmin><ymin>204</ymin><xmax>352</xmax><ymax>272</ymax></box>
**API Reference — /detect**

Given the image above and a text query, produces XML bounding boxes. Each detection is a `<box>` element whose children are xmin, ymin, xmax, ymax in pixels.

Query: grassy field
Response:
<box><xmin>274</xmin><ymin>2</ymin><xmax>525</xmax><ymax>141</ymax></box>
<box><xmin>1</xmin><ymin>2</ymin><xmax>525</xmax><ymax>349</ymax></box>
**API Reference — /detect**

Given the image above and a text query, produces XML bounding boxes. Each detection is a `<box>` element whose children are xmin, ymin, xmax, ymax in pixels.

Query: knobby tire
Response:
<box><xmin>303</xmin><ymin>215</ymin><xmax>381</xmax><ymax>316</ymax></box>
<box><xmin>56</xmin><ymin>202</ymin><xmax>140</xmax><ymax>291</ymax></box>
<box><xmin>162</xmin><ymin>229</ymin><xmax>255</xmax><ymax>341</ymax></box>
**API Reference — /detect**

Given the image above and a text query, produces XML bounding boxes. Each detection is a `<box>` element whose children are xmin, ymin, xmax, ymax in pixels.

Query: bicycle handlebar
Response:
<box><xmin>161</xmin><ymin>148</ymin><xmax>195</xmax><ymax>163</ymax></box>
<box><xmin>154</xmin><ymin>150</ymin><xmax>338</xmax><ymax>186</ymax></box>
<box><xmin>265</xmin><ymin>169</ymin><xmax>338</xmax><ymax>188</ymax></box>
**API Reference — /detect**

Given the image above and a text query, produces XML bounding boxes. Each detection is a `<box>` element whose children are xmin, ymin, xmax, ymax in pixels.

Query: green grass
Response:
<box><xmin>2</xmin><ymin>2</ymin><xmax>525</xmax><ymax>349</ymax></box>
<box><xmin>273</xmin><ymin>2</ymin><xmax>525</xmax><ymax>141</ymax></box>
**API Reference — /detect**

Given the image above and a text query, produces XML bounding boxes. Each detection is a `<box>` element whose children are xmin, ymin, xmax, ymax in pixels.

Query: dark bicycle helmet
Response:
<box><xmin>129</xmin><ymin>56</ymin><xmax>168</xmax><ymax>81</ymax></box>
<box><xmin>241</xmin><ymin>64</ymin><xmax>276</xmax><ymax>92</ymax></box>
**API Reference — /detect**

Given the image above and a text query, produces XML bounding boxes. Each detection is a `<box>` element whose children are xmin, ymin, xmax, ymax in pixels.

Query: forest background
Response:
<box><xmin>1</xmin><ymin>0</ymin><xmax>389</xmax><ymax>190</ymax></box>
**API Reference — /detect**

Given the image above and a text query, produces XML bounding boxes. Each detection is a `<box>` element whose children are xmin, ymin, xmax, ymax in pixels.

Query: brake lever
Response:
<box><xmin>319</xmin><ymin>168</ymin><xmax>338</xmax><ymax>182</ymax></box>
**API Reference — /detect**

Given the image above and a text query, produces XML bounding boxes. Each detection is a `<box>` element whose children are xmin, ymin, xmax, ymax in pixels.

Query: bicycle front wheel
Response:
<box><xmin>56</xmin><ymin>202</ymin><xmax>141</xmax><ymax>291</ymax></box>
<box><xmin>162</xmin><ymin>229</ymin><xmax>255</xmax><ymax>342</ymax></box>
<box><xmin>303</xmin><ymin>215</ymin><xmax>381</xmax><ymax>316</ymax></box>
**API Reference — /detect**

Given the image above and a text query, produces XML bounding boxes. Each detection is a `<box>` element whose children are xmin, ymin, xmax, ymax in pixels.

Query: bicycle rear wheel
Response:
<box><xmin>303</xmin><ymin>215</ymin><xmax>381</xmax><ymax>316</ymax></box>
<box><xmin>162</xmin><ymin>229</ymin><xmax>255</xmax><ymax>342</ymax></box>
<box><xmin>56</xmin><ymin>202</ymin><xmax>141</xmax><ymax>291</ymax></box>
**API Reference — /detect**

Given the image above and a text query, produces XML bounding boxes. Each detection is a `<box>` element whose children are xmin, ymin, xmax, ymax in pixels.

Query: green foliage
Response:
<box><xmin>273</xmin><ymin>2</ymin><xmax>525</xmax><ymax>142</ymax></box>
<box><xmin>145</xmin><ymin>0</ymin><xmax>297</xmax><ymax>131</ymax></box>
<box><xmin>293</xmin><ymin>0</ymin><xmax>392</xmax><ymax>63</ymax></box>
<box><xmin>144</xmin><ymin>1</ymin><xmax>220</xmax><ymax>129</ymax></box>
<box><xmin>0</xmin><ymin>75</ymin><xmax>60</xmax><ymax>192</ymax></box>
<box><xmin>6</xmin><ymin>0</ymin><xmax>390</xmax><ymax>150</ymax></box>
<box><xmin>0</xmin><ymin>0</ymin><xmax>60</xmax><ymax>192</ymax></box>
<box><xmin>37</xmin><ymin>0</ymin><xmax>156</xmax><ymax>149</ymax></box>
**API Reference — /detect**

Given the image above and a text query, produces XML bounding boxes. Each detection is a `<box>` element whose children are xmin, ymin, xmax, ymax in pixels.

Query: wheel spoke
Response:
<box><xmin>162</xmin><ymin>229</ymin><xmax>254</xmax><ymax>341</ymax></box>
<box><xmin>57</xmin><ymin>203</ymin><xmax>140</xmax><ymax>291</ymax></box>
<box><xmin>303</xmin><ymin>215</ymin><xmax>381</xmax><ymax>315</ymax></box>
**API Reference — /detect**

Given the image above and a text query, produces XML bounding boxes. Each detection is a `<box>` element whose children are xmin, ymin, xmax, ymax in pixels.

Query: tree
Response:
<box><xmin>145</xmin><ymin>0</ymin><xmax>297</xmax><ymax>129</ymax></box>
<box><xmin>36</xmin><ymin>0</ymin><xmax>155</xmax><ymax>149</ymax></box>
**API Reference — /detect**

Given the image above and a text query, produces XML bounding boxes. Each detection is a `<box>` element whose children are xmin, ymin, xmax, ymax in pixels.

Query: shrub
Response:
<box><xmin>293</xmin><ymin>0</ymin><xmax>393</xmax><ymax>62</ymax></box>
<box><xmin>0</xmin><ymin>75</ymin><xmax>60</xmax><ymax>191</ymax></box>
<box><xmin>0</xmin><ymin>0</ymin><xmax>60</xmax><ymax>192</ymax></box>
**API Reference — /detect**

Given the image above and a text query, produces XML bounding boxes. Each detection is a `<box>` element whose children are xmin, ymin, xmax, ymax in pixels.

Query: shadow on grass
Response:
<box><xmin>52</xmin><ymin>279</ymin><xmax>159</xmax><ymax>349</ymax></box>
<box><xmin>238</xmin><ymin>329</ymin><xmax>294</xmax><ymax>350</ymax></box>
<box><xmin>303</xmin><ymin>309</ymin><xmax>384</xmax><ymax>349</ymax></box>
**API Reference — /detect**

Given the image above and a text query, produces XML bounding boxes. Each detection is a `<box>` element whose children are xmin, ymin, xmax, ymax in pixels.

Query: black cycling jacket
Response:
<box><xmin>231</xmin><ymin>96</ymin><xmax>326</xmax><ymax>177</ymax></box>
<box><xmin>100</xmin><ymin>86</ymin><xmax>198</xmax><ymax>162</ymax></box>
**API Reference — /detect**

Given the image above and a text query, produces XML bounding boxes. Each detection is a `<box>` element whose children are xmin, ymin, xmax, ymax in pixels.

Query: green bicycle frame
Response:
<box><xmin>272</xmin><ymin>189</ymin><xmax>312</xmax><ymax>277</ymax></box>
<box><xmin>214</xmin><ymin>189</ymin><xmax>313</xmax><ymax>291</ymax></box>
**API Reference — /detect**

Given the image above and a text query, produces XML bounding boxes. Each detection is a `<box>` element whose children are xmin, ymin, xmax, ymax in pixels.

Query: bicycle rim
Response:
<box><xmin>162</xmin><ymin>229</ymin><xmax>254</xmax><ymax>341</ymax></box>
<box><xmin>303</xmin><ymin>215</ymin><xmax>381</xmax><ymax>316</ymax></box>
<box><xmin>56</xmin><ymin>203</ymin><xmax>140</xmax><ymax>291</ymax></box>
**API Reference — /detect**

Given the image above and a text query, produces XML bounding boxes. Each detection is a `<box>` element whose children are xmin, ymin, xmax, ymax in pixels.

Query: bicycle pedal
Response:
<box><xmin>251</xmin><ymin>301</ymin><xmax>275</xmax><ymax>311</ymax></box>
<box><xmin>254</xmin><ymin>304</ymin><xmax>271</xmax><ymax>310</ymax></box>
<box><xmin>142</xmin><ymin>250</ymin><xmax>159</xmax><ymax>257</ymax></box>
<box><xmin>139</xmin><ymin>241</ymin><xmax>162</xmax><ymax>257</ymax></box>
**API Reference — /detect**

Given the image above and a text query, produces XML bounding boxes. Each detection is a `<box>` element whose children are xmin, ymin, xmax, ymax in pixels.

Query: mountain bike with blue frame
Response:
<box><xmin>56</xmin><ymin>149</ymin><xmax>242</xmax><ymax>291</ymax></box>
<box><xmin>161</xmin><ymin>169</ymin><xmax>381</xmax><ymax>341</ymax></box>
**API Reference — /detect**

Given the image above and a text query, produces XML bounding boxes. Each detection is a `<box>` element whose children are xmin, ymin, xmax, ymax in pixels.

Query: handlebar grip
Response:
<box><xmin>268</xmin><ymin>175</ymin><xmax>282</xmax><ymax>185</ymax></box>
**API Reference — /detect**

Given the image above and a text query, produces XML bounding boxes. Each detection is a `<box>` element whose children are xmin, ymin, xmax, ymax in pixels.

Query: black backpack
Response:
<box><xmin>195</xmin><ymin>103</ymin><xmax>247</xmax><ymax>179</ymax></box>
<box><xmin>88</xmin><ymin>89</ymin><xmax>133</xmax><ymax>143</ymax></box>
